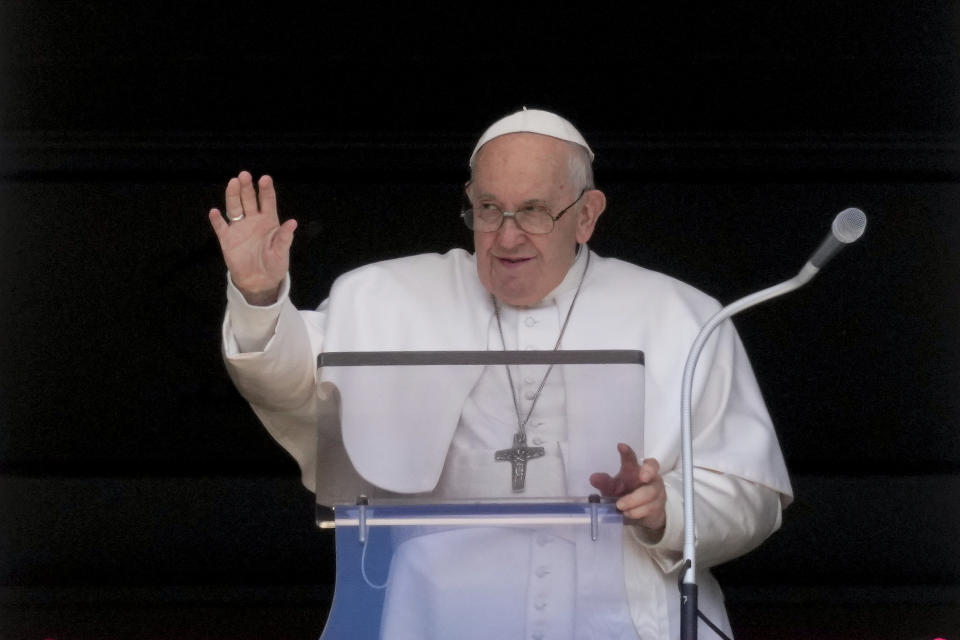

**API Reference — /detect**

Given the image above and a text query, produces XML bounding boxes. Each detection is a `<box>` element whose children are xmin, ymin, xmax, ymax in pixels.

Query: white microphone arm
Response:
<box><xmin>678</xmin><ymin>207</ymin><xmax>867</xmax><ymax>640</ymax></box>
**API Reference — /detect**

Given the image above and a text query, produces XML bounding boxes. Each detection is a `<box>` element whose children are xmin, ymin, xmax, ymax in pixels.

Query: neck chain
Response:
<box><xmin>493</xmin><ymin>249</ymin><xmax>591</xmax><ymax>491</ymax></box>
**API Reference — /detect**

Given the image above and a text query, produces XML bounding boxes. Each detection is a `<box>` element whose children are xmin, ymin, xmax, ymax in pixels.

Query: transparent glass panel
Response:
<box><xmin>319</xmin><ymin>499</ymin><xmax>639</xmax><ymax>640</ymax></box>
<box><xmin>316</xmin><ymin>350</ymin><xmax>645</xmax><ymax>506</ymax></box>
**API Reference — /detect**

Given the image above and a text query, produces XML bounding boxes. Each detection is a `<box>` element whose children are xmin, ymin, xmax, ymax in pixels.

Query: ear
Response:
<box><xmin>575</xmin><ymin>189</ymin><xmax>606</xmax><ymax>244</ymax></box>
<box><xmin>464</xmin><ymin>180</ymin><xmax>473</xmax><ymax>200</ymax></box>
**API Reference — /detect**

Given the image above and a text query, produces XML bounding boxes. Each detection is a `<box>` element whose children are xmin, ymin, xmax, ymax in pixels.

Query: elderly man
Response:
<box><xmin>209</xmin><ymin>109</ymin><xmax>792</xmax><ymax>639</ymax></box>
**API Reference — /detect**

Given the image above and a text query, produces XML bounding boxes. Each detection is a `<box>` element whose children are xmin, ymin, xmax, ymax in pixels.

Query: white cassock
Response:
<box><xmin>223</xmin><ymin>247</ymin><xmax>793</xmax><ymax>639</ymax></box>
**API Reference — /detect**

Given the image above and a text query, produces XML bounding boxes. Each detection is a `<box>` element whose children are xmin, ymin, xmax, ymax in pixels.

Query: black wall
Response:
<box><xmin>2</xmin><ymin>3</ymin><xmax>959</xmax><ymax>639</ymax></box>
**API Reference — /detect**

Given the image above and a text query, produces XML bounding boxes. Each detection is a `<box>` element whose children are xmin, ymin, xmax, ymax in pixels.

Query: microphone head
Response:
<box><xmin>832</xmin><ymin>208</ymin><xmax>867</xmax><ymax>244</ymax></box>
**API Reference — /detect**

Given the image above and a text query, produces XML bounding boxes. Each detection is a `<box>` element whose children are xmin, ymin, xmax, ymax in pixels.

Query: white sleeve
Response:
<box><xmin>628</xmin><ymin>468</ymin><xmax>784</xmax><ymax>573</ymax></box>
<box><xmin>221</xmin><ymin>273</ymin><xmax>337</xmax><ymax>491</ymax></box>
<box><xmin>222</xmin><ymin>272</ymin><xmax>289</xmax><ymax>354</ymax></box>
<box><xmin>626</xmin><ymin>296</ymin><xmax>791</xmax><ymax>573</ymax></box>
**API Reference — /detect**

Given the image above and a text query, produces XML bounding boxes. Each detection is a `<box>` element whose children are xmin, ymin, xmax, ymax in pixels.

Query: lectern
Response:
<box><xmin>314</xmin><ymin>350</ymin><xmax>645</xmax><ymax>640</ymax></box>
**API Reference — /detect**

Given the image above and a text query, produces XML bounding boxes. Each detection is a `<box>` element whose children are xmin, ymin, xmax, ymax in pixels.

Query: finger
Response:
<box><xmin>258</xmin><ymin>175</ymin><xmax>277</xmax><ymax>219</ymax></box>
<box><xmin>615</xmin><ymin>484</ymin><xmax>657</xmax><ymax>511</ymax></box>
<box><xmin>620</xmin><ymin>502</ymin><xmax>656</xmax><ymax>520</ymax></box>
<box><xmin>624</xmin><ymin>489</ymin><xmax>667</xmax><ymax>528</ymax></box>
<box><xmin>622</xmin><ymin>502</ymin><xmax>666</xmax><ymax>530</ymax></box>
<box><xmin>589</xmin><ymin>472</ymin><xmax>616</xmax><ymax>496</ymax></box>
<box><xmin>270</xmin><ymin>218</ymin><xmax>298</xmax><ymax>254</ymax></box>
<box><xmin>617</xmin><ymin>442</ymin><xmax>640</xmax><ymax>467</ymax></box>
<box><xmin>238</xmin><ymin>170</ymin><xmax>259</xmax><ymax>215</ymax></box>
<box><xmin>614</xmin><ymin>443</ymin><xmax>645</xmax><ymax>493</ymax></box>
<box><xmin>591</xmin><ymin>472</ymin><xmax>635</xmax><ymax>497</ymax></box>
<box><xmin>225</xmin><ymin>177</ymin><xmax>243</xmax><ymax>220</ymax></box>
<box><xmin>638</xmin><ymin>457</ymin><xmax>661</xmax><ymax>484</ymax></box>
<box><xmin>208</xmin><ymin>208</ymin><xmax>229</xmax><ymax>237</ymax></box>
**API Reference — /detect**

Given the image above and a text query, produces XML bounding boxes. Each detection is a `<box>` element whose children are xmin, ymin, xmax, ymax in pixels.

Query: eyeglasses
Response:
<box><xmin>461</xmin><ymin>188</ymin><xmax>586</xmax><ymax>235</ymax></box>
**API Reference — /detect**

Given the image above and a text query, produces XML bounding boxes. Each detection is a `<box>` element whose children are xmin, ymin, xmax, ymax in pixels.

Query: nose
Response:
<box><xmin>496</xmin><ymin>215</ymin><xmax>527</xmax><ymax>248</ymax></box>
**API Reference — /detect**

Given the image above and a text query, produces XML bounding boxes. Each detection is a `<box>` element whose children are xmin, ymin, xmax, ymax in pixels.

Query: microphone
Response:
<box><xmin>807</xmin><ymin>207</ymin><xmax>868</xmax><ymax>270</ymax></box>
<box><xmin>678</xmin><ymin>207</ymin><xmax>867</xmax><ymax>640</ymax></box>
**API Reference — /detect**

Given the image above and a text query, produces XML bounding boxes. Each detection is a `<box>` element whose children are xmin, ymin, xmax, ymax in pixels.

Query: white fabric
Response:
<box><xmin>439</xmin><ymin>248</ymin><xmax>587</xmax><ymax>497</ymax></box>
<box><xmin>379</xmin><ymin>521</ymin><xmax>637</xmax><ymax>640</ymax></box>
<box><xmin>222</xmin><ymin>247</ymin><xmax>792</xmax><ymax>639</ymax></box>
<box><xmin>289</xmin><ymin>249</ymin><xmax>647</xmax><ymax>497</ymax></box>
<box><xmin>469</xmin><ymin>108</ymin><xmax>595</xmax><ymax>165</ymax></box>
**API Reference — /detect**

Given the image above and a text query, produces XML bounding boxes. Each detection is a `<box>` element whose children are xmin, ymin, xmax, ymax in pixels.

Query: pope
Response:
<box><xmin>208</xmin><ymin>109</ymin><xmax>792</xmax><ymax>638</ymax></box>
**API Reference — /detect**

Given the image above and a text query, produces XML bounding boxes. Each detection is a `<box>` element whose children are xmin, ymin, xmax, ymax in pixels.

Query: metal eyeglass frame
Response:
<box><xmin>461</xmin><ymin>188</ymin><xmax>587</xmax><ymax>235</ymax></box>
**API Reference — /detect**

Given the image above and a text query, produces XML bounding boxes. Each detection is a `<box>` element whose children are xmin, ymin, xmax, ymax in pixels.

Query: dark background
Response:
<box><xmin>1</xmin><ymin>2</ymin><xmax>959</xmax><ymax>639</ymax></box>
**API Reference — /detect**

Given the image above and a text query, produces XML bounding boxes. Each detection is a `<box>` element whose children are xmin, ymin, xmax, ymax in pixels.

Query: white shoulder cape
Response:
<box><xmin>311</xmin><ymin>249</ymin><xmax>791</xmax><ymax>504</ymax></box>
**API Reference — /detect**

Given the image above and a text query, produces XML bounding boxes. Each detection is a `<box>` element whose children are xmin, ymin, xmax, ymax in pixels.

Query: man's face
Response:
<box><xmin>469</xmin><ymin>133</ymin><xmax>603</xmax><ymax>307</ymax></box>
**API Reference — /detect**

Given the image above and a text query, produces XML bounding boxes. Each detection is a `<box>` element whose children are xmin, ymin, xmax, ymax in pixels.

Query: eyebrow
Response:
<box><xmin>473</xmin><ymin>192</ymin><xmax>552</xmax><ymax>208</ymax></box>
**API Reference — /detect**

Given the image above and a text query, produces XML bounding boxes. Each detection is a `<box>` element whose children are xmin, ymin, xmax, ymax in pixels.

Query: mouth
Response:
<box><xmin>496</xmin><ymin>256</ymin><xmax>533</xmax><ymax>266</ymax></box>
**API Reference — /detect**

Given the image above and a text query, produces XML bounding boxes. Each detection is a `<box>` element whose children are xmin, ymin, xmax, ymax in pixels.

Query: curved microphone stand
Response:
<box><xmin>678</xmin><ymin>208</ymin><xmax>867</xmax><ymax>640</ymax></box>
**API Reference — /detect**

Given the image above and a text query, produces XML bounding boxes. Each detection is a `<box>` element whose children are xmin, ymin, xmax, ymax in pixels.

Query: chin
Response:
<box><xmin>492</xmin><ymin>285</ymin><xmax>540</xmax><ymax>308</ymax></box>
<box><xmin>479</xmin><ymin>269</ymin><xmax>542</xmax><ymax>307</ymax></box>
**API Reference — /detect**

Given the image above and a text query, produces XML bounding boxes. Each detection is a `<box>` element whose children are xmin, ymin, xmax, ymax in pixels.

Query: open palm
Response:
<box><xmin>208</xmin><ymin>171</ymin><xmax>297</xmax><ymax>305</ymax></box>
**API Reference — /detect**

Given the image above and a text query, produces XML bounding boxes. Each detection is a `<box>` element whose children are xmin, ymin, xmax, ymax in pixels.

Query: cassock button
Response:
<box><xmin>534</xmin><ymin>600</ymin><xmax>548</xmax><ymax>610</ymax></box>
<box><xmin>525</xmin><ymin>316</ymin><xmax>537</xmax><ymax>327</ymax></box>
<box><xmin>534</xmin><ymin>565</ymin><xmax>551</xmax><ymax>578</ymax></box>
<box><xmin>524</xmin><ymin>375</ymin><xmax>536</xmax><ymax>384</ymax></box>
<box><xmin>524</xmin><ymin>390</ymin><xmax>537</xmax><ymax>400</ymax></box>
<box><xmin>536</xmin><ymin>533</ymin><xmax>551</xmax><ymax>545</ymax></box>
<box><xmin>531</xmin><ymin>632</ymin><xmax>545</xmax><ymax>640</ymax></box>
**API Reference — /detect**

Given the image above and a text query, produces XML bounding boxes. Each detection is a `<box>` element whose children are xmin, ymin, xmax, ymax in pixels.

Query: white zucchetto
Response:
<box><xmin>469</xmin><ymin>108</ymin><xmax>595</xmax><ymax>166</ymax></box>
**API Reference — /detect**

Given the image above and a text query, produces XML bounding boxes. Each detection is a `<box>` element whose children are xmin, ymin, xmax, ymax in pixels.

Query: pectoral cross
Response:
<box><xmin>495</xmin><ymin>432</ymin><xmax>545</xmax><ymax>491</ymax></box>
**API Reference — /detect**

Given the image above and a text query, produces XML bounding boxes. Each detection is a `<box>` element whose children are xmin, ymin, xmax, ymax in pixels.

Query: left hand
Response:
<box><xmin>589</xmin><ymin>443</ymin><xmax>667</xmax><ymax>531</ymax></box>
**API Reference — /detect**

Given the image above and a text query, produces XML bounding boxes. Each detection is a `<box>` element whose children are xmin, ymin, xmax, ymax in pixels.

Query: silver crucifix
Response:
<box><xmin>495</xmin><ymin>432</ymin><xmax>546</xmax><ymax>491</ymax></box>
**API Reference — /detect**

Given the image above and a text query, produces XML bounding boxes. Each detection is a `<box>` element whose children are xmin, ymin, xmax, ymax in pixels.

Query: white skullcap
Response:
<box><xmin>469</xmin><ymin>107</ymin><xmax>595</xmax><ymax>167</ymax></box>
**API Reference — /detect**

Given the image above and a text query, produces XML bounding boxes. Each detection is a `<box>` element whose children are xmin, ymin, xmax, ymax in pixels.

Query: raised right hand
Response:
<box><xmin>208</xmin><ymin>171</ymin><xmax>298</xmax><ymax>306</ymax></box>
